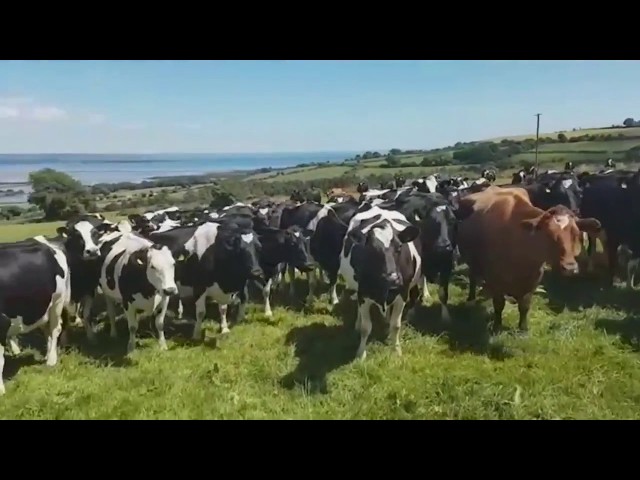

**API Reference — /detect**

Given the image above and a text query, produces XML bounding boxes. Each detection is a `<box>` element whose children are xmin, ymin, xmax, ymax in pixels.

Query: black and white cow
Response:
<box><xmin>376</xmin><ymin>191</ymin><xmax>457</xmax><ymax>320</ymax></box>
<box><xmin>176</xmin><ymin>221</ymin><xmax>264</xmax><ymax>338</ymax></box>
<box><xmin>99</xmin><ymin>233</ymin><xmax>178</xmax><ymax>354</ymax></box>
<box><xmin>0</xmin><ymin>237</ymin><xmax>71</xmax><ymax>394</ymax></box>
<box><xmin>412</xmin><ymin>175</ymin><xmax>439</xmax><ymax>194</ymax></box>
<box><xmin>338</xmin><ymin>206</ymin><xmax>422</xmax><ymax>360</ymax></box>
<box><xmin>255</xmin><ymin>226</ymin><xmax>315</xmax><ymax>317</ymax></box>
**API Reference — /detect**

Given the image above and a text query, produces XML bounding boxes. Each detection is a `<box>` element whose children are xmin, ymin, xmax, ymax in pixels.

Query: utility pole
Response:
<box><xmin>534</xmin><ymin>113</ymin><xmax>541</xmax><ymax>178</ymax></box>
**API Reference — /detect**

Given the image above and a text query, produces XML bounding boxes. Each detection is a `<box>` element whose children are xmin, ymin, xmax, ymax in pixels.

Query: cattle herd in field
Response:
<box><xmin>1</xmin><ymin>158</ymin><xmax>640</xmax><ymax>396</ymax></box>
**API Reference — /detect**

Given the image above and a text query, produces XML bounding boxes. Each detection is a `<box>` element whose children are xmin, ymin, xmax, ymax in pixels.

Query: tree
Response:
<box><xmin>389</xmin><ymin>148</ymin><xmax>402</xmax><ymax>155</ymax></box>
<box><xmin>385</xmin><ymin>155</ymin><xmax>401</xmax><ymax>167</ymax></box>
<box><xmin>557</xmin><ymin>133</ymin><xmax>568</xmax><ymax>143</ymax></box>
<box><xmin>623</xmin><ymin>117</ymin><xmax>636</xmax><ymax>127</ymax></box>
<box><xmin>27</xmin><ymin>168</ymin><xmax>92</xmax><ymax>221</ymax></box>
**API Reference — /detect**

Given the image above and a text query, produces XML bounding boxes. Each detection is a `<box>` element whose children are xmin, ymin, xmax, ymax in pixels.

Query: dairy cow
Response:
<box><xmin>0</xmin><ymin>237</ymin><xmax>71</xmax><ymax>394</ymax></box>
<box><xmin>339</xmin><ymin>206</ymin><xmax>422</xmax><ymax>360</ymax></box>
<box><xmin>98</xmin><ymin>233</ymin><xmax>178</xmax><ymax>354</ymax></box>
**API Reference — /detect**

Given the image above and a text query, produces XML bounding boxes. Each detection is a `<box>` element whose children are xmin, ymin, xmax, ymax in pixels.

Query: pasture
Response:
<box><xmin>2</xmin><ymin>219</ymin><xmax>640</xmax><ymax>419</ymax></box>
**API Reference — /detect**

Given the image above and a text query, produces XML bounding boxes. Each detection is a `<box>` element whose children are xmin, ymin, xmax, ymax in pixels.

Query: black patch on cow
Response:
<box><xmin>105</xmin><ymin>250</ymin><xmax>126</xmax><ymax>291</ymax></box>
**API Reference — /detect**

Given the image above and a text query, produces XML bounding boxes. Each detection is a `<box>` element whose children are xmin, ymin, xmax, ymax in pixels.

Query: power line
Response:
<box><xmin>534</xmin><ymin>113</ymin><xmax>541</xmax><ymax>178</ymax></box>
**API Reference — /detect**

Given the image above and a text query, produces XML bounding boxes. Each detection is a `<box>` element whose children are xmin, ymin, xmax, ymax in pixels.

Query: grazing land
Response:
<box><xmin>3</xmin><ymin>124</ymin><xmax>640</xmax><ymax>419</ymax></box>
<box><xmin>2</xmin><ymin>219</ymin><xmax>640</xmax><ymax>419</ymax></box>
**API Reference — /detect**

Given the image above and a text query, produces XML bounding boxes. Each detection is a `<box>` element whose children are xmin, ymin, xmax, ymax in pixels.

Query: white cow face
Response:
<box><xmin>137</xmin><ymin>245</ymin><xmax>178</xmax><ymax>296</ymax></box>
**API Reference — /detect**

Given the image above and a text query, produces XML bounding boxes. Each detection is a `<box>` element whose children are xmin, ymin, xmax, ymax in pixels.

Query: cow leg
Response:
<box><xmin>517</xmin><ymin>293</ymin><xmax>532</xmax><ymax>335</ymax></box>
<box><xmin>491</xmin><ymin>295</ymin><xmax>506</xmax><ymax>333</ymax></box>
<box><xmin>467</xmin><ymin>270</ymin><xmax>478</xmax><ymax>303</ymax></box>
<box><xmin>606</xmin><ymin>238</ymin><xmax>620</xmax><ymax>286</ymax></box>
<box><xmin>177</xmin><ymin>299</ymin><xmax>184</xmax><ymax>320</ymax></box>
<box><xmin>219</xmin><ymin>304</ymin><xmax>230</xmax><ymax>334</ymax></box>
<box><xmin>287</xmin><ymin>265</ymin><xmax>296</xmax><ymax>297</ymax></box>
<box><xmin>262</xmin><ymin>278</ymin><xmax>274</xmax><ymax>317</ymax></box>
<box><xmin>45</xmin><ymin>297</ymin><xmax>64</xmax><ymax>367</ymax></box>
<box><xmin>125</xmin><ymin>305</ymin><xmax>139</xmax><ymax>355</ymax></box>
<box><xmin>586</xmin><ymin>232</ymin><xmax>597</xmax><ymax>272</ymax></box>
<box><xmin>7</xmin><ymin>336</ymin><xmax>20</xmax><ymax>355</ymax></box>
<box><xmin>193</xmin><ymin>292</ymin><xmax>207</xmax><ymax>340</ymax></box>
<box><xmin>438</xmin><ymin>272</ymin><xmax>451</xmax><ymax>322</ymax></box>
<box><xmin>422</xmin><ymin>276</ymin><xmax>431</xmax><ymax>304</ymax></box>
<box><xmin>387</xmin><ymin>295</ymin><xmax>406</xmax><ymax>356</ymax></box>
<box><xmin>306</xmin><ymin>269</ymin><xmax>316</xmax><ymax>304</ymax></box>
<box><xmin>236</xmin><ymin>286</ymin><xmax>248</xmax><ymax>325</ymax></box>
<box><xmin>80</xmin><ymin>295</ymin><xmax>96</xmax><ymax>344</ymax></box>
<box><xmin>328</xmin><ymin>269</ymin><xmax>339</xmax><ymax>306</ymax></box>
<box><xmin>355</xmin><ymin>298</ymin><xmax>373</xmax><ymax>360</ymax></box>
<box><xmin>155</xmin><ymin>296</ymin><xmax>170</xmax><ymax>351</ymax></box>
<box><xmin>105</xmin><ymin>296</ymin><xmax>118</xmax><ymax>339</ymax></box>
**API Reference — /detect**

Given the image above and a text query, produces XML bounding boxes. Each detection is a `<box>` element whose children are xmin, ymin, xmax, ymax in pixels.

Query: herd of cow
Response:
<box><xmin>1</xmin><ymin>158</ymin><xmax>639</xmax><ymax>396</ymax></box>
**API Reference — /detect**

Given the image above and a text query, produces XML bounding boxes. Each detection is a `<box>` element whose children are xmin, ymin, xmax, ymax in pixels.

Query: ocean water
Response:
<box><xmin>0</xmin><ymin>151</ymin><xmax>356</xmax><ymax>204</ymax></box>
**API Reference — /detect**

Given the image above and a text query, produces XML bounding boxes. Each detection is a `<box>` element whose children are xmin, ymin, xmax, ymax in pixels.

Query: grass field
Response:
<box><xmin>487</xmin><ymin>126</ymin><xmax>640</xmax><ymax>142</ymax></box>
<box><xmin>2</xmin><ymin>220</ymin><xmax>640</xmax><ymax>419</ymax></box>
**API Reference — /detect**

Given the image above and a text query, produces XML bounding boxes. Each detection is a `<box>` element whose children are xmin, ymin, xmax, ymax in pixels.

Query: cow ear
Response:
<box><xmin>347</xmin><ymin>228</ymin><xmax>366</xmax><ymax>245</ymax></box>
<box><xmin>397</xmin><ymin>225</ymin><xmax>420</xmax><ymax>244</ymax></box>
<box><xmin>56</xmin><ymin>226</ymin><xmax>68</xmax><ymax>237</ymax></box>
<box><xmin>575</xmin><ymin>217</ymin><xmax>602</xmax><ymax>235</ymax></box>
<box><xmin>520</xmin><ymin>217</ymin><xmax>541</xmax><ymax>233</ymax></box>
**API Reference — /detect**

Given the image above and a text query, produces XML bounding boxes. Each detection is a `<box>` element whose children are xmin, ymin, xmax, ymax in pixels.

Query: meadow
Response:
<box><xmin>2</xmin><ymin>219</ymin><xmax>640</xmax><ymax>419</ymax></box>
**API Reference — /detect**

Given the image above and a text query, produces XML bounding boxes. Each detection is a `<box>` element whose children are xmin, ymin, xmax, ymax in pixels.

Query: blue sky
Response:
<box><xmin>0</xmin><ymin>60</ymin><xmax>638</xmax><ymax>154</ymax></box>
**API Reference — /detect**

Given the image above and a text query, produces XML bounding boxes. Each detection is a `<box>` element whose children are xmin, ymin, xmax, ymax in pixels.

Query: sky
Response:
<box><xmin>0</xmin><ymin>60</ymin><xmax>638</xmax><ymax>154</ymax></box>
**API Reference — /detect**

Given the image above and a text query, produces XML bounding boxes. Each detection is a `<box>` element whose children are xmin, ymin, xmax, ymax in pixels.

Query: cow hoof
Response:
<box><xmin>0</xmin><ymin>386</ymin><xmax>5</xmax><ymax>396</ymax></box>
<box><xmin>264</xmin><ymin>310</ymin><xmax>273</xmax><ymax>319</ymax></box>
<box><xmin>355</xmin><ymin>349</ymin><xmax>367</xmax><ymax>361</ymax></box>
<box><xmin>395</xmin><ymin>346</ymin><xmax>403</xmax><ymax>356</ymax></box>
<box><xmin>158</xmin><ymin>341</ymin><xmax>168</xmax><ymax>351</ymax></box>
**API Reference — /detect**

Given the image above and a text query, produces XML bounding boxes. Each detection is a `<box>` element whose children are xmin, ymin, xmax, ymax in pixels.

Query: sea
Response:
<box><xmin>0</xmin><ymin>151</ymin><xmax>356</xmax><ymax>205</ymax></box>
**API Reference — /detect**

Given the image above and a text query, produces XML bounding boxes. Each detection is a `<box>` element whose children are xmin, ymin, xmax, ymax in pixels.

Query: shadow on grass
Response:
<box><xmin>408</xmin><ymin>302</ymin><xmax>513</xmax><ymax>361</ymax></box>
<box><xmin>595</xmin><ymin>316</ymin><xmax>640</xmax><ymax>352</ymax></box>
<box><xmin>3</xmin><ymin>352</ymin><xmax>42</xmax><ymax>383</ymax></box>
<box><xmin>280</xmin><ymin>322</ymin><xmax>356</xmax><ymax>395</ymax></box>
<box><xmin>541</xmin><ymin>272</ymin><xmax>640</xmax><ymax>314</ymax></box>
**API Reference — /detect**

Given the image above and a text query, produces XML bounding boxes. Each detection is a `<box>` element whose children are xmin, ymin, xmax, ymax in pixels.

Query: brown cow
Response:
<box><xmin>457</xmin><ymin>186</ymin><xmax>601</xmax><ymax>334</ymax></box>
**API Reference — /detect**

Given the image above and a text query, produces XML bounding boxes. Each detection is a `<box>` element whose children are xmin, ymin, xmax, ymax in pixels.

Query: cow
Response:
<box><xmin>98</xmin><ymin>233</ymin><xmax>178</xmax><ymax>354</ymax></box>
<box><xmin>338</xmin><ymin>206</ymin><xmax>422</xmax><ymax>360</ymax></box>
<box><xmin>307</xmin><ymin>199</ymin><xmax>361</xmax><ymax>305</ymax></box>
<box><xmin>412</xmin><ymin>175</ymin><xmax>438</xmax><ymax>193</ymax></box>
<box><xmin>579</xmin><ymin>171</ymin><xmax>640</xmax><ymax>284</ymax></box>
<box><xmin>481</xmin><ymin>169</ymin><xmax>497</xmax><ymax>183</ymax></box>
<box><xmin>456</xmin><ymin>186</ymin><xmax>601</xmax><ymax>334</ymax></box>
<box><xmin>177</xmin><ymin>221</ymin><xmax>264</xmax><ymax>339</ymax></box>
<box><xmin>564</xmin><ymin>161</ymin><xmax>575</xmax><ymax>172</ymax></box>
<box><xmin>255</xmin><ymin>226</ymin><xmax>315</xmax><ymax>316</ymax></box>
<box><xmin>0</xmin><ymin>236</ymin><xmax>71</xmax><ymax>395</ymax></box>
<box><xmin>514</xmin><ymin>173</ymin><xmax>582</xmax><ymax>214</ymax></box>
<box><xmin>375</xmin><ymin>191</ymin><xmax>458</xmax><ymax>320</ymax></box>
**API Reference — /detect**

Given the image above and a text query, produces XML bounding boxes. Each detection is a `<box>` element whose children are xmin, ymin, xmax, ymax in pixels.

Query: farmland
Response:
<box><xmin>2</xmin><ymin>218</ymin><xmax>640</xmax><ymax>419</ymax></box>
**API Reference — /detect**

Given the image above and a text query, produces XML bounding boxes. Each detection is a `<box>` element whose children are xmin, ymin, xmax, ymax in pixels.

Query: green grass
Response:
<box><xmin>2</xmin><ymin>220</ymin><xmax>640</xmax><ymax>418</ymax></box>
<box><xmin>487</xmin><ymin>126</ymin><xmax>640</xmax><ymax>142</ymax></box>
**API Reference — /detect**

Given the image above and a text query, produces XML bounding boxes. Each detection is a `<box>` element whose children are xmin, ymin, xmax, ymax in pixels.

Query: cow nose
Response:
<box><xmin>85</xmin><ymin>249</ymin><xmax>99</xmax><ymax>258</ymax></box>
<box><xmin>561</xmin><ymin>262</ymin><xmax>579</xmax><ymax>275</ymax></box>
<box><xmin>163</xmin><ymin>287</ymin><xmax>178</xmax><ymax>296</ymax></box>
<box><xmin>251</xmin><ymin>267</ymin><xmax>264</xmax><ymax>279</ymax></box>
<box><xmin>437</xmin><ymin>243</ymin><xmax>453</xmax><ymax>252</ymax></box>
<box><xmin>385</xmin><ymin>272</ymin><xmax>401</xmax><ymax>286</ymax></box>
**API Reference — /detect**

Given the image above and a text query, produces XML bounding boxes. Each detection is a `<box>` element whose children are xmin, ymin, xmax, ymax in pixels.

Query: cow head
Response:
<box><xmin>394</xmin><ymin>175</ymin><xmax>406</xmax><ymax>188</ymax></box>
<box><xmin>57</xmin><ymin>220</ymin><xmax>105</xmax><ymax>259</ymax></box>
<box><xmin>261</xmin><ymin>225</ymin><xmax>315</xmax><ymax>273</ymax></box>
<box><xmin>356</xmin><ymin>182</ymin><xmax>369</xmax><ymax>194</ymax></box>
<box><xmin>132</xmin><ymin>244</ymin><xmax>178</xmax><ymax>296</ymax></box>
<box><xmin>520</xmin><ymin>205</ymin><xmax>601</xmax><ymax>275</ymax></box>
<box><xmin>414</xmin><ymin>203</ymin><xmax>456</xmax><ymax>255</ymax></box>
<box><xmin>220</xmin><ymin>226</ymin><xmax>264</xmax><ymax>282</ymax></box>
<box><xmin>511</xmin><ymin>170</ymin><xmax>526</xmax><ymax>184</ymax></box>
<box><xmin>348</xmin><ymin>220</ymin><xmax>420</xmax><ymax>293</ymax></box>
<box><xmin>605</xmin><ymin>158</ymin><xmax>615</xmax><ymax>169</ymax></box>
<box><xmin>564</xmin><ymin>161</ymin><xmax>575</xmax><ymax>172</ymax></box>
<box><xmin>539</xmin><ymin>177</ymin><xmax>582</xmax><ymax>214</ymax></box>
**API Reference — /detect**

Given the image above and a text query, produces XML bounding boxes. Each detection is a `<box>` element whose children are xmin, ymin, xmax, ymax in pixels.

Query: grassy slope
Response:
<box><xmin>244</xmin><ymin>127</ymin><xmax>640</xmax><ymax>184</ymax></box>
<box><xmin>1</xmin><ymin>221</ymin><xmax>640</xmax><ymax>419</ymax></box>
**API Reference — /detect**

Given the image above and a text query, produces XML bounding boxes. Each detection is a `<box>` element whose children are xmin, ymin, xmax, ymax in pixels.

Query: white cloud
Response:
<box><xmin>0</xmin><ymin>106</ymin><xmax>19</xmax><ymax>118</ymax></box>
<box><xmin>0</xmin><ymin>96</ymin><xmax>68</xmax><ymax>122</ymax></box>
<box><xmin>87</xmin><ymin>113</ymin><xmax>106</xmax><ymax>124</ymax></box>
<box><xmin>31</xmin><ymin>106</ymin><xmax>67</xmax><ymax>121</ymax></box>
